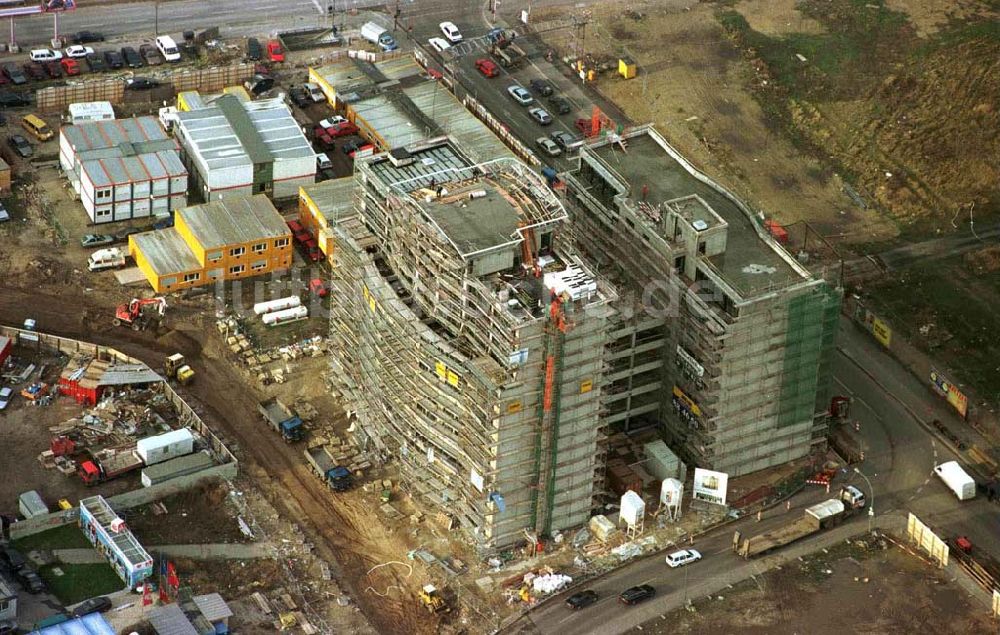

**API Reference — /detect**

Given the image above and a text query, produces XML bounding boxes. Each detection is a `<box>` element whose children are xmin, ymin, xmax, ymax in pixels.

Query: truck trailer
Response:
<box><xmin>78</xmin><ymin>449</ymin><xmax>144</xmax><ymax>485</ymax></box>
<box><xmin>734</xmin><ymin>485</ymin><xmax>866</xmax><ymax>559</ymax></box>
<box><xmin>934</xmin><ymin>461</ymin><xmax>976</xmax><ymax>500</ymax></box>
<box><xmin>259</xmin><ymin>397</ymin><xmax>305</xmax><ymax>442</ymax></box>
<box><xmin>304</xmin><ymin>443</ymin><xmax>353</xmax><ymax>491</ymax></box>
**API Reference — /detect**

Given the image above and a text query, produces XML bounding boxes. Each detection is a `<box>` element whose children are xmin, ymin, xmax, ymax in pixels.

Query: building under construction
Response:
<box><xmin>561</xmin><ymin>125</ymin><xmax>841</xmax><ymax>477</ymax></box>
<box><xmin>326</xmin><ymin>138</ymin><xmax>615</xmax><ymax>548</ymax></box>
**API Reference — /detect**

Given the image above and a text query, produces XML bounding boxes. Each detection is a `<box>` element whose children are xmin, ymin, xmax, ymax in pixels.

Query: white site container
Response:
<box><xmin>262</xmin><ymin>305</ymin><xmax>308</xmax><ymax>326</ymax></box>
<box><xmin>253</xmin><ymin>295</ymin><xmax>301</xmax><ymax>316</ymax></box>
<box><xmin>68</xmin><ymin>101</ymin><xmax>115</xmax><ymax>124</ymax></box>
<box><xmin>620</xmin><ymin>490</ymin><xmax>646</xmax><ymax>527</ymax></box>
<box><xmin>136</xmin><ymin>428</ymin><xmax>194</xmax><ymax>466</ymax></box>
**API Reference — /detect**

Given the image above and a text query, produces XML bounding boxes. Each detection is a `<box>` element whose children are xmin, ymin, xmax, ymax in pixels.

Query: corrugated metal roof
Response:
<box><xmin>301</xmin><ymin>177</ymin><xmax>356</xmax><ymax>224</ymax></box>
<box><xmin>98</xmin><ymin>363</ymin><xmax>163</xmax><ymax>386</ymax></box>
<box><xmin>30</xmin><ymin>613</ymin><xmax>115</xmax><ymax>635</ymax></box>
<box><xmin>402</xmin><ymin>82</ymin><xmax>515</xmax><ymax>163</ymax></box>
<box><xmin>374</xmin><ymin>56</ymin><xmax>423</xmax><ymax>81</ymax></box>
<box><xmin>149</xmin><ymin>604</ymin><xmax>198</xmax><ymax>635</ymax></box>
<box><xmin>62</xmin><ymin>116</ymin><xmax>170</xmax><ymax>153</ymax></box>
<box><xmin>177</xmin><ymin>96</ymin><xmax>313</xmax><ymax>170</ymax></box>
<box><xmin>83</xmin><ymin>151</ymin><xmax>188</xmax><ymax>188</ymax></box>
<box><xmin>352</xmin><ymin>94</ymin><xmax>428</xmax><ymax>149</ymax></box>
<box><xmin>131</xmin><ymin>229</ymin><xmax>201</xmax><ymax>275</ymax></box>
<box><xmin>178</xmin><ymin>194</ymin><xmax>289</xmax><ymax>249</ymax></box>
<box><xmin>313</xmin><ymin>59</ymin><xmax>376</xmax><ymax>95</ymax></box>
<box><xmin>192</xmin><ymin>593</ymin><xmax>234</xmax><ymax>621</ymax></box>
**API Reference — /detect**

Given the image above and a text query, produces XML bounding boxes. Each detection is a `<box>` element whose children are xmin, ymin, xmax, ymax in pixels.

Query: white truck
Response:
<box><xmin>934</xmin><ymin>460</ymin><xmax>976</xmax><ymax>500</ymax></box>
<box><xmin>87</xmin><ymin>247</ymin><xmax>127</xmax><ymax>271</ymax></box>
<box><xmin>360</xmin><ymin>21</ymin><xmax>398</xmax><ymax>52</ymax></box>
<box><xmin>304</xmin><ymin>83</ymin><xmax>325</xmax><ymax>103</ymax></box>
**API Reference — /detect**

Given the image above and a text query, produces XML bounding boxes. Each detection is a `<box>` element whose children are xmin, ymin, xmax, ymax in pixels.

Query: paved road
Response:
<box><xmin>507</xmin><ymin>316</ymin><xmax>1000</xmax><ymax>634</ymax></box>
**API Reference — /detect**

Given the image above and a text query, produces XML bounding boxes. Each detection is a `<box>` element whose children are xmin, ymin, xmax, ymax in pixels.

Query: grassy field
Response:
<box><xmin>13</xmin><ymin>524</ymin><xmax>92</xmax><ymax>552</ymax></box>
<box><xmin>38</xmin><ymin>562</ymin><xmax>125</xmax><ymax>605</ymax></box>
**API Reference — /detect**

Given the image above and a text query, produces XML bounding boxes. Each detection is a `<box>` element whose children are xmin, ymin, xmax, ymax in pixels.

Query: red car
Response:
<box><xmin>474</xmin><ymin>58</ymin><xmax>499</xmax><ymax>78</ymax></box>
<box><xmin>286</xmin><ymin>219</ymin><xmax>304</xmax><ymax>235</ymax></box>
<box><xmin>267</xmin><ymin>40</ymin><xmax>285</xmax><ymax>62</ymax></box>
<box><xmin>60</xmin><ymin>58</ymin><xmax>81</xmax><ymax>76</ymax></box>
<box><xmin>317</xmin><ymin>121</ymin><xmax>358</xmax><ymax>138</ymax></box>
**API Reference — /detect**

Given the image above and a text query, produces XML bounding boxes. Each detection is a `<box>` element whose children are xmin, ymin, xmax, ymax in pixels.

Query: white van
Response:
<box><xmin>155</xmin><ymin>35</ymin><xmax>181</xmax><ymax>62</ymax></box>
<box><xmin>87</xmin><ymin>247</ymin><xmax>127</xmax><ymax>271</ymax></box>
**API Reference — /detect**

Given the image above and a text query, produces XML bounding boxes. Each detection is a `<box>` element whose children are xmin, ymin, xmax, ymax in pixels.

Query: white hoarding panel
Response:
<box><xmin>692</xmin><ymin>468</ymin><xmax>729</xmax><ymax>505</ymax></box>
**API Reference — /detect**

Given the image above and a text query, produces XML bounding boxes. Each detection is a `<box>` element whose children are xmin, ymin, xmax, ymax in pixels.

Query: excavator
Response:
<box><xmin>418</xmin><ymin>584</ymin><xmax>450</xmax><ymax>614</ymax></box>
<box><xmin>113</xmin><ymin>297</ymin><xmax>166</xmax><ymax>331</ymax></box>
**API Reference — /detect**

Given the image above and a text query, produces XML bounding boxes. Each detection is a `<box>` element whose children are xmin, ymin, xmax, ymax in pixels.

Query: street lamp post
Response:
<box><xmin>854</xmin><ymin>467</ymin><xmax>875</xmax><ymax>533</ymax></box>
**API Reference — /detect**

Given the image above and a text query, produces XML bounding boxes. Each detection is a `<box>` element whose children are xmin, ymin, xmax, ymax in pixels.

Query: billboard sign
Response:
<box><xmin>692</xmin><ymin>468</ymin><xmax>729</xmax><ymax>505</ymax></box>
<box><xmin>0</xmin><ymin>0</ymin><xmax>74</xmax><ymax>17</ymax></box>
<box><xmin>41</xmin><ymin>0</ymin><xmax>76</xmax><ymax>11</ymax></box>
<box><xmin>930</xmin><ymin>368</ymin><xmax>968</xmax><ymax>418</ymax></box>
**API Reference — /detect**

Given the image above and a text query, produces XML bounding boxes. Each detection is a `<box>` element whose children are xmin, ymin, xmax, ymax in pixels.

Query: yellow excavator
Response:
<box><xmin>419</xmin><ymin>584</ymin><xmax>450</xmax><ymax>614</ymax></box>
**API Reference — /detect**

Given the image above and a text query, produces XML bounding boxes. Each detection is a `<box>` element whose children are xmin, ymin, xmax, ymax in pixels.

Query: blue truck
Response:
<box><xmin>258</xmin><ymin>397</ymin><xmax>305</xmax><ymax>442</ymax></box>
<box><xmin>304</xmin><ymin>444</ymin><xmax>353</xmax><ymax>492</ymax></box>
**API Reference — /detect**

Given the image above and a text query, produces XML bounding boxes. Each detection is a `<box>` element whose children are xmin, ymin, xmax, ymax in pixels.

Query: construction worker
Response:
<box><xmin>756</xmin><ymin>510</ymin><xmax>762</xmax><ymax>522</ymax></box>
<box><xmin>786</xmin><ymin>500</ymin><xmax>792</xmax><ymax>512</ymax></box>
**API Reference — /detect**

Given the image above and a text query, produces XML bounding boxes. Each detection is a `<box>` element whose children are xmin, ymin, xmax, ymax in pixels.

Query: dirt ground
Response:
<box><xmin>124</xmin><ymin>480</ymin><xmax>251</xmax><ymax>545</ymax></box>
<box><xmin>640</xmin><ymin>537</ymin><xmax>993</xmax><ymax>634</ymax></box>
<box><xmin>532</xmin><ymin>0</ymin><xmax>998</xmax><ymax>245</ymax></box>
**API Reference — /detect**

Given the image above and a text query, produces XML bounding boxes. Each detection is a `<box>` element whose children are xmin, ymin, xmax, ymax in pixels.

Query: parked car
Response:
<box><xmin>64</xmin><ymin>45</ymin><xmax>94</xmax><ymax>59</ymax></box>
<box><xmin>120</xmin><ymin>46</ymin><xmax>143</xmax><ymax>68</ymax></box>
<box><xmin>548</xmin><ymin>94</ymin><xmax>572</xmax><ymax>115</ymax></box>
<box><xmin>3</xmin><ymin>64</ymin><xmax>26</xmax><ymax>85</ymax></box>
<box><xmin>619</xmin><ymin>584</ymin><xmax>655</xmax><ymax>605</ymax></box>
<box><xmin>104</xmin><ymin>50</ymin><xmax>125</xmax><ymax>69</ymax></box>
<box><xmin>0</xmin><ymin>203</ymin><xmax>8</xmax><ymax>222</ymax></box>
<box><xmin>318</xmin><ymin>116</ymin><xmax>349</xmax><ymax>129</ymax></box>
<box><xmin>60</xmin><ymin>58</ymin><xmax>81</xmax><ymax>76</ymax></box>
<box><xmin>1</xmin><ymin>546</ymin><xmax>27</xmax><ymax>572</ymax></box>
<box><xmin>81</xmin><ymin>233</ymin><xmax>114</xmax><ymax>248</ymax></box>
<box><xmin>475</xmin><ymin>58</ymin><xmax>499</xmax><ymax>78</ymax></box>
<box><xmin>428</xmin><ymin>37</ymin><xmax>451</xmax><ymax>53</ymax></box>
<box><xmin>44</xmin><ymin>61</ymin><xmax>63</xmax><ymax>78</ymax></box>
<box><xmin>70</xmin><ymin>596</ymin><xmax>112</xmax><ymax>617</ymax></box>
<box><xmin>565</xmin><ymin>590</ymin><xmax>598</xmax><ymax>610</ymax></box>
<box><xmin>0</xmin><ymin>386</ymin><xmax>13</xmax><ymax>409</ymax></box>
<box><xmin>266</xmin><ymin>40</ymin><xmax>284</xmax><ymax>62</ymax></box>
<box><xmin>29</xmin><ymin>48</ymin><xmax>62</xmax><ymax>63</ymax></box>
<box><xmin>247</xmin><ymin>37</ymin><xmax>262</xmax><ymax>61</ymax></box>
<box><xmin>0</xmin><ymin>91</ymin><xmax>31</xmax><ymax>107</ymax></box>
<box><xmin>125</xmin><ymin>77</ymin><xmax>159</xmax><ymax>90</ymax></box>
<box><xmin>528</xmin><ymin>106</ymin><xmax>553</xmax><ymax>125</ymax></box>
<box><xmin>8</xmin><ymin>134</ymin><xmax>33</xmax><ymax>158</ymax></box>
<box><xmin>17</xmin><ymin>569</ymin><xmax>45</xmax><ymax>594</ymax></box>
<box><xmin>316</xmin><ymin>153</ymin><xmax>333</xmax><ymax>171</ymax></box>
<box><xmin>530</xmin><ymin>78</ymin><xmax>554</xmax><ymax>97</ymax></box>
<box><xmin>439</xmin><ymin>21</ymin><xmax>462</xmax><ymax>43</ymax></box>
<box><xmin>536</xmin><ymin>137</ymin><xmax>561</xmax><ymax>157</ymax></box>
<box><xmin>309</xmin><ymin>278</ymin><xmax>329</xmax><ymax>298</ymax></box>
<box><xmin>316</xmin><ymin>120</ymin><xmax>357</xmax><ymax>138</ymax></box>
<box><xmin>71</xmin><ymin>30</ymin><xmax>105</xmax><ymax>44</ymax></box>
<box><xmin>85</xmin><ymin>52</ymin><xmax>106</xmax><ymax>72</ymax></box>
<box><xmin>22</xmin><ymin>63</ymin><xmax>45</xmax><ymax>81</ymax></box>
<box><xmin>288</xmin><ymin>85</ymin><xmax>310</xmax><ymax>108</ymax></box>
<box><xmin>139</xmin><ymin>44</ymin><xmax>165</xmax><ymax>66</ymax></box>
<box><xmin>341</xmin><ymin>137</ymin><xmax>364</xmax><ymax>155</ymax></box>
<box><xmin>550</xmin><ymin>130</ymin><xmax>578</xmax><ymax>150</ymax></box>
<box><xmin>114</xmin><ymin>227</ymin><xmax>140</xmax><ymax>242</ymax></box>
<box><xmin>0</xmin><ymin>73</ymin><xmax>8</xmax><ymax>86</ymax></box>
<box><xmin>507</xmin><ymin>84</ymin><xmax>533</xmax><ymax>106</ymax></box>
<box><xmin>665</xmin><ymin>549</ymin><xmax>702</xmax><ymax>568</ymax></box>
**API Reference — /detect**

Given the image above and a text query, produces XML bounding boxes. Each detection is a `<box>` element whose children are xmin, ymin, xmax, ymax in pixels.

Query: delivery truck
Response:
<box><xmin>934</xmin><ymin>460</ymin><xmax>976</xmax><ymax>500</ymax></box>
<box><xmin>360</xmin><ymin>21</ymin><xmax>398</xmax><ymax>52</ymax></box>
<box><xmin>734</xmin><ymin>485</ymin><xmax>866</xmax><ymax>559</ymax></box>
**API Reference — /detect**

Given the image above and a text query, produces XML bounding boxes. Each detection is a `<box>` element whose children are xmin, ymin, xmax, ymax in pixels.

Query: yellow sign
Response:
<box><xmin>447</xmin><ymin>371</ymin><xmax>460</xmax><ymax>388</ymax></box>
<box><xmin>580</xmin><ymin>379</ymin><xmax>593</xmax><ymax>394</ymax></box>
<box><xmin>872</xmin><ymin>317</ymin><xmax>892</xmax><ymax>348</ymax></box>
<box><xmin>507</xmin><ymin>401</ymin><xmax>522</xmax><ymax>414</ymax></box>
<box><xmin>672</xmin><ymin>386</ymin><xmax>702</xmax><ymax>418</ymax></box>
<box><xmin>435</xmin><ymin>361</ymin><xmax>447</xmax><ymax>380</ymax></box>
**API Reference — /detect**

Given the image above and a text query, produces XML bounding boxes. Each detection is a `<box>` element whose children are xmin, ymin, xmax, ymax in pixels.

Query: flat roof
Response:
<box><xmin>351</xmin><ymin>93</ymin><xmax>430</xmax><ymax>149</ymax></box>
<box><xmin>192</xmin><ymin>593</ymin><xmax>233</xmax><ymax>621</ymax></box>
<box><xmin>589</xmin><ymin>131</ymin><xmax>804</xmax><ymax>297</ymax></box>
<box><xmin>424</xmin><ymin>183</ymin><xmax>523</xmax><ymax>257</ymax></box>
<box><xmin>367</xmin><ymin>140</ymin><xmax>476</xmax><ymax>193</ymax></box>
<box><xmin>403</xmin><ymin>81</ymin><xmax>516</xmax><ymax>163</ymax></box>
<box><xmin>178</xmin><ymin>194</ymin><xmax>289</xmax><ymax>249</ymax></box>
<box><xmin>79</xmin><ymin>495</ymin><xmax>152</xmax><ymax>570</ymax></box>
<box><xmin>32</xmin><ymin>613</ymin><xmax>115</xmax><ymax>635</ymax></box>
<box><xmin>131</xmin><ymin>229</ymin><xmax>201</xmax><ymax>276</ymax></box>
<box><xmin>300</xmin><ymin>178</ymin><xmax>356</xmax><ymax>224</ymax></box>
<box><xmin>312</xmin><ymin>59</ymin><xmax>376</xmax><ymax>98</ymax></box>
